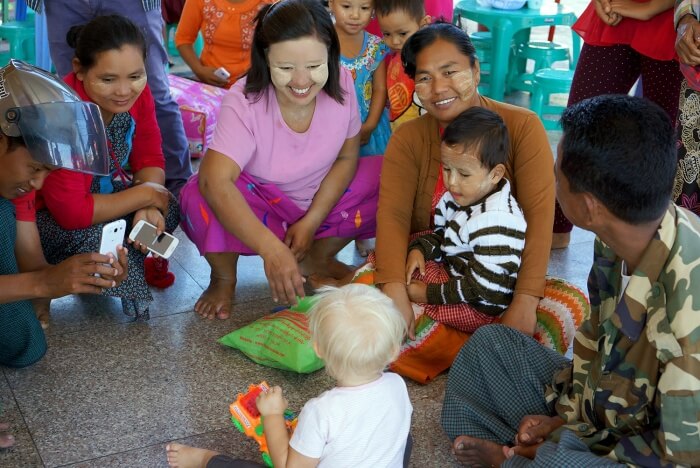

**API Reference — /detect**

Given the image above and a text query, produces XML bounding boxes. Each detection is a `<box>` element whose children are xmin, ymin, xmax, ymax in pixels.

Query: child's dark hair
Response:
<box><xmin>442</xmin><ymin>107</ymin><xmax>509</xmax><ymax>170</ymax></box>
<box><xmin>402</xmin><ymin>22</ymin><xmax>477</xmax><ymax>79</ymax></box>
<box><xmin>246</xmin><ymin>0</ymin><xmax>343</xmax><ymax>104</ymax></box>
<box><xmin>560</xmin><ymin>95</ymin><xmax>675</xmax><ymax>224</ymax></box>
<box><xmin>67</xmin><ymin>15</ymin><xmax>146</xmax><ymax>70</ymax></box>
<box><xmin>375</xmin><ymin>0</ymin><xmax>425</xmax><ymax>22</ymax></box>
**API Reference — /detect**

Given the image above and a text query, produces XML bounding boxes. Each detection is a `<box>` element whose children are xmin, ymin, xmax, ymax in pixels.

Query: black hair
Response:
<box><xmin>1</xmin><ymin>132</ymin><xmax>25</xmax><ymax>151</ymax></box>
<box><xmin>67</xmin><ymin>15</ymin><xmax>147</xmax><ymax>70</ymax></box>
<box><xmin>442</xmin><ymin>107</ymin><xmax>509</xmax><ymax>170</ymax></box>
<box><xmin>246</xmin><ymin>0</ymin><xmax>344</xmax><ymax>104</ymax></box>
<box><xmin>375</xmin><ymin>0</ymin><xmax>425</xmax><ymax>22</ymax></box>
<box><xmin>559</xmin><ymin>95</ymin><xmax>676</xmax><ymax>224</ymax></box>
<box><xmin>401</xmin><ymin>21</ymin><xmax>477</xmax><ymax>79</ymax></box>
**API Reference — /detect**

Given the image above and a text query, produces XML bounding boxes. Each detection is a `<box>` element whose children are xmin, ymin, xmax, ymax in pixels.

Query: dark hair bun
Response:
<box><xmin>66</xmin><ymin>25</ymin><xmax>84</xmax><ymax>49</ymax></box>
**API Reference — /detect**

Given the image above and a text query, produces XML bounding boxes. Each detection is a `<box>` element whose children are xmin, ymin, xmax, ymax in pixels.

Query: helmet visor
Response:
<box><xmin>10</xmin><ymin>101</ymin><xmax>110</xmax><ymax>176</ymax></box>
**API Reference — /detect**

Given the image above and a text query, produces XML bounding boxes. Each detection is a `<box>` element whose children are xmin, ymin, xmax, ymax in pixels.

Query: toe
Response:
<box><xmin>0</xmin><ymin>434</ymin><xmax>15</xmax><ymax>449</ymax></box>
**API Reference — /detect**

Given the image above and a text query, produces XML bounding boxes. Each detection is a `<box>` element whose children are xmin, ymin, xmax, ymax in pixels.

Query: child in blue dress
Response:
<box><xmin>331</xmin><ymin>0</ymin><xmax>391</xmax><ymax>157</ymax></box>
<box><xmin>330</xmin><ymin>0</ymin><xmax>391</xmax><ymax>255</ymax></box>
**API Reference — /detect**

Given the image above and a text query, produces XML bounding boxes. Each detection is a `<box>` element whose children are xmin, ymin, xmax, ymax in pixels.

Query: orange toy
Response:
<box><xmin>229</xmin><ymin>381</ymin><xmax>297</xmax><ymax>467</ymax></box>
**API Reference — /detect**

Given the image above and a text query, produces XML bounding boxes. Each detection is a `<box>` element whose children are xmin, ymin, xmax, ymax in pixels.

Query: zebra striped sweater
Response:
<box><xmin>408</xmin><ymin>179</ymin><xmax>527</xmax><ymax>315</ymax></box>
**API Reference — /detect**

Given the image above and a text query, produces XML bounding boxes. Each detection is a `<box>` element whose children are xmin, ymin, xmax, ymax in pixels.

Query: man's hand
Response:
<box><xmin>505</xmin><ymin>415</ymin><xmax>565</xmax><ymax>460</ymax></box>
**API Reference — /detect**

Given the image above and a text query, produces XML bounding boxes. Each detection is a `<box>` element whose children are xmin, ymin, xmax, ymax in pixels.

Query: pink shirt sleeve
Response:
<box><xmin>207</xmin><ymin>81</ymin><xmax>257</xmax><ymax>171</ymax></box>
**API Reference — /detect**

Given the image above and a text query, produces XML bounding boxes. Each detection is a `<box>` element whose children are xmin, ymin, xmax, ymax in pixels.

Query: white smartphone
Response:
<box><xmin>99</xmin><ymin>219</ymin><xmax>126</xmax><ymax>259</ymax></box>
<box><xmin>96</xmin><ymin>219</ymin><xmax>126</xmax><ymax>276</ymax></box>
<box><xmin>214</xmin><ymin>67</ymin><xmax>230</xmax><ymax>81</ymax></box>
<box><xmin>128</xmin><ymin>220</ymin><xmax>179</xmax><ymax>259</ymax></box>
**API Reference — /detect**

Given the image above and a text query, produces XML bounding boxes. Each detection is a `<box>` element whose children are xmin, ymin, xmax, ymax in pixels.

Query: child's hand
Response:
<box><xmin>256</xmin><ymin>386</ymin><xmax>288</xmax><ymax>417</ymax></box>
<box><xmin>405</xmin><ymin>249</ymin><xmax>426</xmax><ymax>284</ymax></box>
<box><xmin>407</xmin><ymin>279</ymin><xmax>428</xmax><ymax>303</ymax></box>
<box><xmin>359</xmin><ymin>123</ymin><xmax>374</xmax><ymax>145</ymax></box>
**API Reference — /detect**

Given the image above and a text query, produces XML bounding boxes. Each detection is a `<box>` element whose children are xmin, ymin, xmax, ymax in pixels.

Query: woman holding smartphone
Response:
<box><xmin>33</xmin><ymin>14</ymin><xmax>180</xmax><ymax>320</ymax></box>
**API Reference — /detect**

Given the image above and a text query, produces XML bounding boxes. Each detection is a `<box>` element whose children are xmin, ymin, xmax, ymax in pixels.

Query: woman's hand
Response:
<box><xmin>677</xmin><ymin>15</ymin><xmax>700</xmax><ymax>66</ymax></box>
<box><xmin>405</xmin><ymin>249</ymin><xmax>426</xmax><ymax>284</ymax></box>
<box><xmin>261</xmin><ymin>242</ymin><xmax>306</xmax><ymax>304</ymax></box>
<box><xmin>500</xmin><ymin>293</ymin><xmax>538</xmax><ymax>336</ymax></box>
<box><xmin>609</xmin><ymin>0</ymin><xmax>674</xmax><ymax>22</ymax></box>
<box><xmin>99</xmin><ymin>245</ymin><xmax>129</xmax><ymax>286</ymax></box>
<box><xmin>194</xmin><ymin>65</ymin><xmax>229</xmax><ymax>87</ymax></box>
<box><xmin>130</xmin><ymin>207</ymin><xmax>165</xmax><ymax>254</ymax></box>
<box><xmin>284</xmin><ymin>216</ymin><xmax>319</xmax><ymax>262</ymax></box>
<box><xmin>594</xmin><ymin>0</ymin><xmax>621</xmax><ymax>26</ymax></box>
<box><xmin>38</xmin><ymin>252</ymin><xmax>123</xmax><ymax>297</ymax></box>
<box><xmin>382</xmin><ymin>282</ymin><xmax>416</xmax><ymax>340</ymax></box>
<box><xmin>136</xmin><ymin>181</ymin><xmax>171</xmax><ymax>215</ymax></box>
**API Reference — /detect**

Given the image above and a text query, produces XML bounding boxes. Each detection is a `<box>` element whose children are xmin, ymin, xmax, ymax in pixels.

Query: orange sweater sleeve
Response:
<box><xmin>174</xmin><ymin>0</ymin><xmax>203</xmax><ymax>48</ymax></box>
<box><xmin>374</xmin><ymin>122</ymin><xmax>422</xmax><ymax>286</ymax></box>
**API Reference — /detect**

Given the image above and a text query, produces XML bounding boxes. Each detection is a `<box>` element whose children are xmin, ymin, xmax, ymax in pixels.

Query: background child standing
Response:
<box><xmin>330</xmin><ymin>0</ymin><xmax>391</xmax><ymax>257</ymax></box>
<box><xmin>376</xmin><ymin>0</ymin><xmax>430</xmax><ymax>130</ymax></box>
<box><xmin>330</xmin><ymin>0</ymin><xmax>391</xmax><ymax>157</ymax></box>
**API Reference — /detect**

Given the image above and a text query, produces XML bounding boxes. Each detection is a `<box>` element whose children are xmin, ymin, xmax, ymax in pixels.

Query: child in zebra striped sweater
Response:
<box><xmin>405</xmin><ymin>107</ymin><xmax>527</xmax><ymax>321</ymax></box>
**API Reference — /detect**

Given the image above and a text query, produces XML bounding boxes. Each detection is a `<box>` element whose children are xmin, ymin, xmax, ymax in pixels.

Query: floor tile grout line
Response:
<box><xmin>50</xmin><ymin>426</ymin><xmax>233</xmax><ymax>468</ymax></box>
<box><xmin>2</xmin><ymin>369</ymin><xmax>48</xmax><ymax>467</ymax></box>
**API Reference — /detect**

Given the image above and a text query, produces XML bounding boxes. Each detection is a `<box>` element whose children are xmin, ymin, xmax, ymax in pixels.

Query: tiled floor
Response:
<box><xmin>0</xmin><ymin>223</ymin><xmax>593</xmax><ymax>468</ymax></box>
<box><xmin>1</xmin><ymin>2</ymin><xmax>599</xmax><ymax>466</ymax></box>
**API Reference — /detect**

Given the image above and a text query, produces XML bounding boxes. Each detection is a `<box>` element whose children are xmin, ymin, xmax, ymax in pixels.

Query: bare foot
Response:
<box><xmin>452</xmin><ymin>435</ymin><xmax>506</xmax><ymax>467</ymax></box>
<box><xmin>355</xmin><ymin>238</ymin><xmax>375</xmax><ymax>257</ymax></box>
<box><xmin>551</xmin><ymin>232</ymin><xmax>571</xmax><ymax>250</ymax></box>
<box><xmin>308</xmin><ymin>274</ymin><xmax>343</xmax><ymax>289</ymax></box>
<box><xmin>166</xmin><ymin>443</ymin><xmax>219</xmax><ymax>468</ymax></box>
<box><xmin>194</xmin><ymin>277</ymin><xmax>236</xmax><ymax>320</ymax></box>
<box><xmin>326</xmin><ymin>259</ymin><xmax>353</xmax><ymax>280</ymax></box>
<box><xmin>33</xmin><ymin>298</ymin><xmax>51</xmax><ymax>330</ymax></box>
<box><xmin>0</xmin><ymin>422</ymin><xmax>15</xmax><ymax>449</ymax></box>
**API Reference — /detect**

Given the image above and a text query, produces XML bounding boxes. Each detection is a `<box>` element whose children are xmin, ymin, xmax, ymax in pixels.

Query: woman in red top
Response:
<box><xmin>35</xmin><ymin>15</ymin><xmax>180</xmax><ymax>320</ymax></box>
<box><xmin>552</xmin><ymin>0</ymin><xmax>681</xmax><ymax>248</ymax></box>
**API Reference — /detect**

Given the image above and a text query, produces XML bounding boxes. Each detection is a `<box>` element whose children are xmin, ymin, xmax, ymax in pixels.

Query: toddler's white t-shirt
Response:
<box><xmin>290</xmin><ymin>372</ymin><xmax>413</xmax><ymax>467</ymax></box>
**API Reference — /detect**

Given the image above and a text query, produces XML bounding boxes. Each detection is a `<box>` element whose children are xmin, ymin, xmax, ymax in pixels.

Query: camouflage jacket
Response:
<box><xmin>547</xmin><ymin>204</ymin><xmax>700</xmax><ymax>466</ymax></box>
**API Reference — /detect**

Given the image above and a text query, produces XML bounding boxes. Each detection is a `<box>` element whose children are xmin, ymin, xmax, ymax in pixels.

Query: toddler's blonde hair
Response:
<box><xmin>309</xmin><ymin>284</ymin><xmax>407</xmax><ymax>382</ymax></box>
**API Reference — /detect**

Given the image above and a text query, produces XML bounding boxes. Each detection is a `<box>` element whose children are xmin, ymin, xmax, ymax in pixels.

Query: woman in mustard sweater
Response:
<box><xmin>374</xmin><ymin>23</ymin><xmax>555</xmax><ymax>339</ymax></box>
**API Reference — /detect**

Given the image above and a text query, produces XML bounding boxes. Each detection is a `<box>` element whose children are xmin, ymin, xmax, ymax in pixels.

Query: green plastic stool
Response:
<box><xmin>165</xmin><ymin>23</ymin><xmax>204</xmax><ymax>58</ymax></box>
<box><xmin>0</xmin><ymin>18</ymin><xmax>35</xmax><ymax>64</ymax></box>
<box><xmin>508</xmin><ymin>41</ymin><xmax>570</xmax><ymax>93</ymax></box>
<box><xmin>470</xmin><ymin>31</ymin><xmax>497</xmax><ymax>93</ymax></box>
<box><xmin>470</xmin><ymin>31</ymin><xmax>492</xmax><ymax>64</ymax></box>
<box><xmin>530</xmin><ymin>68</ymin><xmax>574</xmax><ymax>130</ymax></box>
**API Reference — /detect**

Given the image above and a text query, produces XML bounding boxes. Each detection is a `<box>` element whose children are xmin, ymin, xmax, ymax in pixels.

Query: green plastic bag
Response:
<box><xmin>218</xmin><ymin>296</ymin><xmax>325</xmax><ymax>373</ymax></box>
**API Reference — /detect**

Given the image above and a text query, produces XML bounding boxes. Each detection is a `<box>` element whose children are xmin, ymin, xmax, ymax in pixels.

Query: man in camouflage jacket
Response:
<box><xmin>440</xmin><ymin>95</ymin><xmax>700</xmax><ymax>467</ymax></box>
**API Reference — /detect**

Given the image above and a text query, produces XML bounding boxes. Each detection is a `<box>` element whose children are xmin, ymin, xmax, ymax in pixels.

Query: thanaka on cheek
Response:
<box><xmin>87</xmin><ymin>75</ymin><xmax>148</xmax><ymax>94</ymax></box>
<box><xmin>451</xmin><ymin>70</ymin><xmax>475</xmax><ymax>102</ymax></box>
